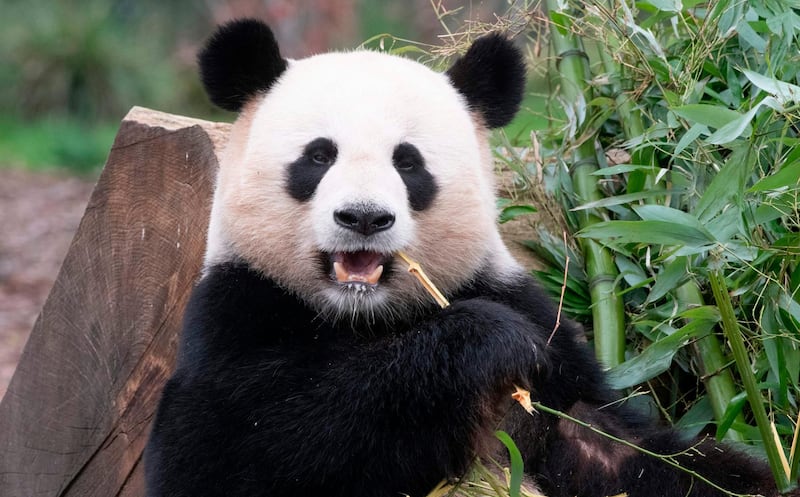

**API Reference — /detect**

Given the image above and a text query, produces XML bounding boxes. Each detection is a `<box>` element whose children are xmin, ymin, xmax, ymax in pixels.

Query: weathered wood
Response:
<box><xmin>0</xmin><ymin>107</ymin><xmax>230</xmax><ymax>497</ymax></box>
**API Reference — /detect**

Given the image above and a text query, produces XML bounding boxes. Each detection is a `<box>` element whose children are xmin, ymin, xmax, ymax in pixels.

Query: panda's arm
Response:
<box><xmin>283</xmin><ymin>297</ymin><xmax>551</xmax><ymax>495</ymax></box>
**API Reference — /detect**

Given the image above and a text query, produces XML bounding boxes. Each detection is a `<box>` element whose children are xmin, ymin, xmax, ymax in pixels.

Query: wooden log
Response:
<box><xmin>0</xmin><ymin>107</ymin><xmax>230</xmax><ymax>497</ymax></box>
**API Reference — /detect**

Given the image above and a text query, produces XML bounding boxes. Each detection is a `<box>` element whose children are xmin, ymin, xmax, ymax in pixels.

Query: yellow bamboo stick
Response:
<box><xmin>396</xmin><ymin>251</ymin><xmax>450</xmax><ymax>308</ymax></box>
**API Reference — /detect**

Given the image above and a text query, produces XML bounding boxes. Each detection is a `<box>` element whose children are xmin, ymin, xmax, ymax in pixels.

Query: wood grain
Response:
<box><xmin>0</xmin><ymin>107</ymin><xmax>230</xmax><ymax>497</ymax></box>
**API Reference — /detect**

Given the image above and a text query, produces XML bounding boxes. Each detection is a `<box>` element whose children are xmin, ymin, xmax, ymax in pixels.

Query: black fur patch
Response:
<box><xmin>198</xmin><ymin>19</ymin><xmax>287</xmax><ymax>112</ymax></box>
<box><xmin>393</xmin><ymin>142</ymin><xmax>437</xmax><ymax>211</ymax></box>
<box><xmin>286</xmin><ymin>137</ymin><xmax>337</xmax><ymax>202</ymax></box>
<box><xmin>446</xmin><ymin>33</ymin><xmax>526</xmax><ymax>128</ymax></box>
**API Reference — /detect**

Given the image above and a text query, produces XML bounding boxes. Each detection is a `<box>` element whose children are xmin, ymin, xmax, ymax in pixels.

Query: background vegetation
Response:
<box><xmin>468</xmin><ymin>0</ymin><xmax>799</xmax><ymax>494</ymax></box>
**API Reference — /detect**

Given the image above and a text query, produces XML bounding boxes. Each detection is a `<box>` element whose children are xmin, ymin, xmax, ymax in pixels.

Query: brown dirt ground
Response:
<box><xmin>0</xmin><ymin>168</ymin><xmax>95</xmax><ymax>401</ymax></box>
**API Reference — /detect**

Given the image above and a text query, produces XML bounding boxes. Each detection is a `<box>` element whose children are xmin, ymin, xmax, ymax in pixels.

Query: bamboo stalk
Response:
<box><xmin>592</xmin><ymin>25</ymin><xmax>655</xmax><ymax>193</ymax></box>
<box><xmin>544</xmin><ymin>0</ymin><xmax>626</xmax><ymax>367</ymax></box>
<box><xmin>708</xmin><ymin>265</ymin><xmax>791</xmax><ymax>491</ymax></box>
<box><xmin>676</xmin><ymin>282</ymin><xmax>744</xmax><ymax>443</ymax></box>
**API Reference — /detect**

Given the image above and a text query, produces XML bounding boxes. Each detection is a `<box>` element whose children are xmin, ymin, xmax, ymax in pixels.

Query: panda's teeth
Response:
<box><xmin>366</xmin><ymin>265</ymin><xmax>383</xmax><ymax>285</ymax></box>
<box><xmin>333</xmin><ymin>261</ymin><xmax>349</xmax><ymax>283</ymax></box>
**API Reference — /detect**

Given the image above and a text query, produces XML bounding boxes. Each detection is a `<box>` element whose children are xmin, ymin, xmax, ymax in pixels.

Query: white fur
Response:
<box><xmin>205</xmin><ymin>50</ymin><xmax>522</xmax><ymax>321</ymax></box>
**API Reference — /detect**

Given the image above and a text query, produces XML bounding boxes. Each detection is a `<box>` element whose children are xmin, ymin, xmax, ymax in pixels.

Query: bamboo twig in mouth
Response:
<box><xmin>396</xmin><ymin>251</ymin><xmax>450</xmax><ymax>308</ymax></box>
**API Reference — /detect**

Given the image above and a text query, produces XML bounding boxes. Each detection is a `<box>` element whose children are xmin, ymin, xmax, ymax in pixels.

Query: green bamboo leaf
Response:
<box><xmin>495</xmin><ymin>431</ymin><xmax>524</xmax><ymax>497</ymax></box>
<box><xmin>763</xmin><ymin>331</ymin><xmax>788</xmax><ymax>407</ymax></box>
<box><xmin>785</xmin><ymin>337</ymin><xmax>800</xmax><ymax>391</ymax></box>
<box><xmin>705</xmin><ymin>105</ymin><xmax>759</xmax><ymax>145</ymax></box>
<box><xmin>577</xmin><ymin>220</ymin><xmax>715</xmax><ymax>247</ymax></box>
<box><xmin>548</xmin><ymin>10</ymin><xmax>571</xmax><ymax>35</ymax></box>
<box><xmin>647</xmin><ymin>257</ymin><xmax>689</xmax><ymax>304</ymax></box>
<box><xmin>672</xmin><ymin>104</ymin><xmax>743</xmax><ymax>129</ymax></box>
<box><xmin>696</xmin><ymin>147</ymin><xmax>749</xmax><ymax>222</ymax></box>
<box><xmin>571</xmin><ymin>189</ymin><xmax>676</xmax><ymax>211</ymax></box>
<box><xmin>727</xmin><ymin>61</ymin><xmax>743</xmax><ymax>108</ymax></box>
<box><xmin>678</xmin><ymin>305</ymin><xmax>721</xmax><ymax>322</ymax></box>
<box><xmin>632</xmin><ymin>205</ymin><xmax>715</xmax><ymax>239</ymax></box>
<box><xmin>716</xmin><ymin>393</ymin><xmax>748</xmax><ymax>440</ymax></box>
<box><xmin>735</xmin><ymin>19</ymin><xmax>767</xmax><ymax>52</ymax></box>
<box><xmin>779</xmin><ymin>292</ymin><xmax>800</xmax><ymax>325</ymax></box>
<box><xmin>674</xmin><ymin>123</ymin><xmax>709</xmax><ymax>155</ymax></box>
<box><xmin>606</xmin><ymin>320</ymin><xmax>712</xmax><ymax>389</ymax></box>
<box><xmin>754</xmin><ymin>203</ymin><xmax>786</xmax><ymax>224</ymax></box>
<box><xmin>616</xmin><ymin>255</ymin><xmax>648</xmax><ymax>287</ymax></box>
<box><xmin>620</xmin><ymin>3</ymin><xmax>667</xmax><ymax>59</ymax></box>
<box><xmin>705</xmin><ymin>207</ymin><xmax>742</xmax><ymax>244</ymax></box>
<box><xmin>588</xmin><ymin>96</ymin><xmax>615</xmax><ymax>108</ymax></box>
<box><xmin>590</xmin><ymin>164</ymin><xmax>661</xmax><ymax>175</ymax></box>
<box><xmin>749</xmin><ymin>160</ymin><xmax>800</xmax><ymax>191</ymax></box>
<box><xmin>714</xmin><ymin>0</ymin><xmax>740</xmax><ymax>33</ymax></box>
<box><xmin>742</xmin><ymin>68</ymin><xmax>800</xmax><ymax>105</ymax></box>
<box><xmin>675</xmin><ymin>396</ymin><xmax>714</xmax><ymax>439</ymax></box>
<box><xmin>499</xmin><ymin>205</ymin><xmax>538</xmax><ymax>224</ymax></box>
<box><xmin>642</xmin><ymin>0</ymin><xmax>682</xmax><ymax>12</ymax></box>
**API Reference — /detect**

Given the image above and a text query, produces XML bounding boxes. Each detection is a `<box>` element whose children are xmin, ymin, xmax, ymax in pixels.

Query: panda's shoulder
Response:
<box><xmin>174</xmin><ymin>263</ymin><xmax>324</xmax><ymax>369</ymax></box>
<box><xmin>459</xmin><ymin>272</ymin><xmax>561</xmax><ymax>326</ymax></box>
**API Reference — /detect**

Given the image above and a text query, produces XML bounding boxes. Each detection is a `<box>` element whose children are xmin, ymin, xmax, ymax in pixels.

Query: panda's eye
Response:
<box><xmin>303</xmin><ymin>137</ymin><xmax>337</xmax><ymax>167</ymax></box>
<box><xmin>395</xmin><ymin>160</ymin><xmax>415</xmax><ymax>172</ymax></box>
<box><xmin>393</xmin><ymin>142</ymin><xmax>424</xmax><ymax>173</ymax></box>
<box><xmin>312</xmin><ymin>152</ymin><xmax>333</xmax><ymax>166</ymax></box>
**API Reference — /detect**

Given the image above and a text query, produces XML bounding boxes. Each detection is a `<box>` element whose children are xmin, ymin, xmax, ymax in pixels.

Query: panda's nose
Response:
<box><xmin>334</xmin><ymin>207</ymin><xmax>395</xmax><ymax>236</ymax></box>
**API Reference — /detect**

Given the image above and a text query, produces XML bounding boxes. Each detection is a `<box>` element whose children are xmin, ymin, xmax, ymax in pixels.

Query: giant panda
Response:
<box><xmin>144</xmin><ymin>19</ymin><xmax>786</xmax><ymax>497</ymax></box>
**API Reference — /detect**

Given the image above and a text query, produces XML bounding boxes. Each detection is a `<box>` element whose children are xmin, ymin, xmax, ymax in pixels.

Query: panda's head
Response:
<box><xmin>200</xmin><ymin>19</ymin><xmax>526</xmax><ymax>325</ymax></box>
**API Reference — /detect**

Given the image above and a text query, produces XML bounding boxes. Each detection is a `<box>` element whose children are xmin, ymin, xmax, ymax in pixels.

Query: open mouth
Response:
<box><xmin>326</xmin><ymin>251</ymin><xmax>392</xmax><ymax>287</ymax></box>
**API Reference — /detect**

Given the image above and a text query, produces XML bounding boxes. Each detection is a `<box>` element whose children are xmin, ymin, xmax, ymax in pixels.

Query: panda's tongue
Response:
<box><xmin>332</xmin><ymin>251</ymin><xmax>385</xmax><ymax>285</ymax></box>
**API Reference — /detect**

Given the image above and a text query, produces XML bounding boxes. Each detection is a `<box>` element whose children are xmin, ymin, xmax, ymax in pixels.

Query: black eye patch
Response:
<box><xmin>286</xmin><ymin>137</ymin><xmax>337</xmax><ymax>202</ymax></box>
<box><xmin>393</xmin><ymin>143</ymin><xmax>437</xmax><ymax>211</ymax></box>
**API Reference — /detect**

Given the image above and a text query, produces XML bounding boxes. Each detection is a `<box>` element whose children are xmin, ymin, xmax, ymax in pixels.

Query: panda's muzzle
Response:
<box><xmin>330</xmin><ymin>251</ymin><xmax>390</xmax><ymax>286</ymax></box>
<box><xmin>323</xmin><ymin>205</ymin><xmax>397</xmax><ymax>286</ymax></box>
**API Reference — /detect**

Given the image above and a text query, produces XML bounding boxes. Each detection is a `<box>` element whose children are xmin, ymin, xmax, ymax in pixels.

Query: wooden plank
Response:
<box><xmin>0</xmin><ymin>107</ymin><xmax>230</xmax><ymax>497</ymax></box>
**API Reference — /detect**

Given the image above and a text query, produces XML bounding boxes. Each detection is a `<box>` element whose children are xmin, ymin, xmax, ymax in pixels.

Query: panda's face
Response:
<box><xmin>200</xmin><ymin>22</ymin><xmax>525</xmax><ymax>325</ymax></box>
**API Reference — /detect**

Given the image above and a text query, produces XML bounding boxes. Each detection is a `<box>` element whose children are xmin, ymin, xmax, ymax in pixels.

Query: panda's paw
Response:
<box><xmin>436</xmin><ymin>297</ymin><xmax>551</xmax><ymax>391</ymax></box>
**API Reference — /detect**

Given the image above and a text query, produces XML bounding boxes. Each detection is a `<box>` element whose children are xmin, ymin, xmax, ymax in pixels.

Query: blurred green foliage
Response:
<box><xmin>0</xmin><ymin>0</ymin><xmax>209</xmax><ymax>120</ymax></box>
<box><xmin>0</xmin><ymin>116</ymin><xmax>118</xmax><ymax>174</ymax></box>
<box><xmin>0</xmin><ymin>0</ymin><xmax>219</xmax><ymax>172</ymax></box>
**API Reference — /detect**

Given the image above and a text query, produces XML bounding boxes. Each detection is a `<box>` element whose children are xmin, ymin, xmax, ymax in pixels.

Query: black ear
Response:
<box><xmin>198</xmin><ymin>19</ymin><xmax>288</xmax><ymax>112</ymax></box>
<box><xmin>446</xmin><ymin>34</ymin><xmax>526</xmax><ymax>128</ymax></box>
